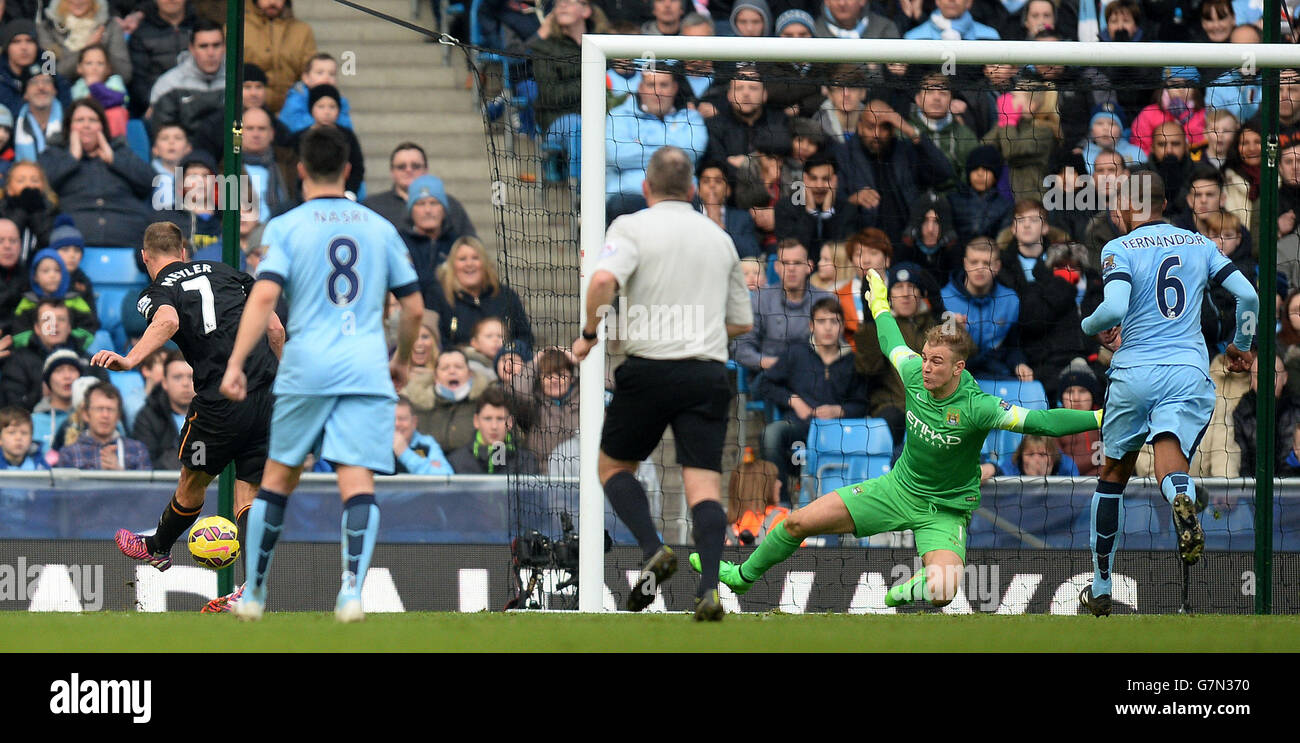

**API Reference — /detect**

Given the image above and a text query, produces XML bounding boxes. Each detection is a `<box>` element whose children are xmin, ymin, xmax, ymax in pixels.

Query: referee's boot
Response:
<box><xmin>693</xmin><ymin>589</ymin><xmax>724</xmax><ymax>621</ymax></box>
<box><xmin>1171</xmin><ymin>492</ymin><xmax>1205</xmax><ymax>566</ymax></box>
<box><xmin>1080</xmin><ymin>585</ymin><xmax>1112</xmax><ymax>617</ymax></box>
<box><xmin>627</xmin><ymin>545</ymin><xmax>677</xmax><ymax>612</ymax></box>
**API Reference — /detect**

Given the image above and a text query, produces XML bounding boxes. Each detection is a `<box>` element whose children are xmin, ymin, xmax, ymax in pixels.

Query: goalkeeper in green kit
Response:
<box><xmin>690</xmin><ymin>269</ymin><xmax>1104</xmax><ymax>607</ymax></box>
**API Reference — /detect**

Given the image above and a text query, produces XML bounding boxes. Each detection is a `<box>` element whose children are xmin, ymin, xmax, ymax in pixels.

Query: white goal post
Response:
<box><xmin>575</xmin><ymin>36</ymin><xmax>1300</xmax><ymax>613</ymax></box>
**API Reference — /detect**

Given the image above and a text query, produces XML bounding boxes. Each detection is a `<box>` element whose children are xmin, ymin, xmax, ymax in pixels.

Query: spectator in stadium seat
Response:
<box><xmin>810</xmin><ymin>239</ymin><xmax>852</xmax><ymax>295</ymax></box>
<box><xmin>446</xmin><ymin>386</ymin><xmax>540</xmax><ymax>475</ymax></box>
<box><xmin>704</xmin><ymin>64</ymin><xmax>791</xmax><ymax>170</ymax></box>
<box><xmin>903</xmin><ymin>0</ymin><xmax>1000</xmax><ymax>40</ymax></box>
<box><xmin>0</xmin><ymin>216</ymin><xmax>27</xmax><ymax>331</ymax></box>
<box><xmin>1044</xmin><ymin>149</ymin><xmax>1095</xmax><ymax>243</ymax></box>
<box><xmin>506</xmin><ymin>347</ymin><xmax>578</xmax><ymax>473</ymax></box>
<box><xmin>392</xmin><ymin>395</ymin><xmax>453</xmax><ymax>474</ymax></box>
<box><xmin>813</xmin><ymin>0</ymin><xmax>900</xmax><ymax>39</ymax></box>
<box><xmin>994</xmin><ymin>434</ymin><xmax>1079</xmax><ymax>476</ymax></box>
<box><xmin>954</xmin><ymin>62</ymin><xmax>1017</xmax><ymax>140</ymax></box>
<box><xmin>678</xmin><ymin>13</ymin><xmax>718</xmax><ymax>110</ymax></box>
<box><xmin>283</xmin><ymin>86</ymin><xmax>364</xmax><ymax>196</ymax></box>
<box><xmin>0</xmin><ymin>405</ymin><xmax>46</xmax><ymax>469</ymax></box>
<box><xmin>1078</xmin><ymin>106</ymin><xmax>1146</xmax><ymax>176</ymax></box>
<box><xmin>39</xmin><ymin>97</ymin><xmax>153</xmax><ymax>247</ymax></box>
<box><xmin>13</xmin><ymin>72</ymin><xmax>63</xmax><ymax>163</ymax></box>
<box><xmin>11</xmin><ymin>247</ymin><xmax>96</xmax><ymax>349</ymax></box>
<box><xmin>1145</xmin><ymin>121</ymin><xmax>1194</xmax><ymax>218</ymax></box>
<box><xmin>837</xmin><ymin>99</ymin><xmax>955</xmax><ymax>244</ymax></box>
<box><xmin>148</xmin><ymin>121</ymin><xmax>189</xmax><ymax>210</ymax></box>
<box><xmin>981</xmin><ymin>87</ymin><xmax>1060</xmax><ymax>202</ymax></box>
<box><xmin>71</xmin><ymin>44</ymin><xmax>130</xmax><ymax>138</ymax></box>
<box><xmin>1055</xmin><ymin>361</ymin><xmax>1103</xmax><ymax>477</ymax></box>
<box><xmin>1222</xmin><ymin>119</ymin><xmax>1261</xmax><ymax>241</ymax></box>
<box><xmin>812</xmin><ymin>63</ymin><xmax>866</xmax><ymax>146</ymax></box>
<box><xmin>724</xmin><ymin>455</ymin><xmax>788</xmax><ymax>545</ymax></box>
<box><xmin>695</xmin><ymin>159</ymin><xmax>759</xmax><ymax>258</ymax></box>
<box><xmin>146</xmin><ymin>18</ymin><xmax>223</xmax><ymax>119</ymax></box>
<box><xmin>1018</xmin><ymin>29</ymin><xmax>1113</xmax><ymax>148</ymax></box>
<box><xmin>0</xmin><ymin>19</ymin><xmax>74</xmax><ymax>121</ymax></box>
<box><xmin>527</xmin><ymin>0</ymin><xmax>608</xmax><ymax>183</ymax></box>
<box><xmin>50</xmin><ymin>213</ymin><xmax>92</xmax><ymax>306</ymax></box>
<box><xmin>278</xmin><ymin>53</ymin><xmax>352</xmax><ymax>134</ymax></box>
<box><xmin>425</xmin><ymin>348</ymin><xmax>488</xmax><ymax>453</ymax></box>
<box><xmin>947</xmin><ymin>144</ymin><xmax>1011</xmax><ymax>247</ymax></box>
<box><xmin>1205</xmin><ymin>26</ymin><xmax>1263</xmax><ymax>127</ymax></box>
<box><xmin>906</xmin><ymin>73</ymin><xmax>978</xmax><ymax>193</ymax></box>
<box><xmin>429</xmin><ymin>236</ymin><xmax>534</xmax><ymax>351</ymax></box>
<box><xmin>397</xmin><ymin>309</ymin><xmax>441</xmax><ymax>429</ymax></box>
<box><xmin>127</xmin><ymin>0</ymin><xmax>195</xmax><ymax>118</ymax></box>
<box><xmin>242</xmin><ymin>0</ymin><xmax>316</xmax><ymax>114</ymax></box>
<box><xmin>774</xmin><ymin>153</ymin><xmax>867</xmax><ymax>253</ymax></box>
<box><xmin>896</xmin><ymin>190</ymin><xmax>961</xmax><ymax>290</ymax></box>
<box><xmin>1095</xmin><ymin>0</ymin><xmax>1162</xmax><ymax>124</ymax></box>
<box><xmin>453</xmin><ymin>318</ymin><xmax>498</xmax><ymax>385</ymax></box>
<box><xmin>29</xmin><ymin>348</ymin><xmax>80</xmax><ymax>455</ymax></box>
<box><xmin>240</xmin><ymin>107</ymin><xmax>290</xmax><ymax>221</ymax></box>
<box><xmin>940</xmin><ymin>236</ymin><xmax>1029</xmax><ymax>380</ymax></box>
<box><xmin>997</xmin><ymin>226</ymin><xmax>1104</xmax><ymax>398</ymax></box>
<box><xmin>363</xmin><ymin>143</ymin><xmax>477</xmax><ymax>237</ymax></box>
<box><xmin>732</xmin><ymin>237</ymin><xmax>834</xmax><ymax>374</ymax></box>
<box><xmin>641</xmin><ymin>0</ymin><xmax>686</xmax><ymax>34</ymax></box>
<box><xmin>130</xmin><ymin>349</ymin><xmax>191</xmax><ymax>469</ymax></box>
<box><xmin>1234</xmin><ymin>354</ymin><xmax>1300</xmax><ymax>478</ymax></box>
<box><xmin>160</xmin><ymin>149</ymin><xmax>221</xmax><ymax>253</ymax></box>
<box><xmin>1177</xmin><ymin>164</ymin><xmax>1238</xmax><ymax>238</ymax></box>
<box><xmin>1131</xmin><ymin>67</ymin><xmax>1206</xmax><ymax>156</ymax></box>
<box><xmin>729</xmin><ymin>0</ymin><xmax>771</xmax><ymax>37</ymax></box>
<box><xmin>1202</xmin><ymin>108</ymin><xmax>1239</xmax><ymax>172</ymax></box>
<box><xmin>757</xmin><ymin>297</ymin><xmax>866</xmax><ymax>501</ymax></box>
<box><xmin>837</xmin><ymin>226</ymin><xmax>891</xmax><ymax>343</ymax></box>
<box><xmin>54</xmin><ymin>381</ymin><xmax>150</xmax><ymax>469</ymax></box>
<box><xmin>1082</xmin><ymin>148</ymin><xmax>1128</xmax><ymax>266</ymax></box>
<box><xmin>605</xmin><ymin>65</ymin><xmax>709</xmax><ymax>220</ymax></box>
<box><xmin>38</xmin><ymin>0</ymin><xmax>133</xmax><ymax>84</ymax></box>
<box><xmin>402</xmin><ymin>174</ymin><xmax>459</xmax><ymax>307</ymax></box>
<box><xmin>758</xmin><ymin>12</ymin><xmax>824</xmax><ymax>121</ymax></box>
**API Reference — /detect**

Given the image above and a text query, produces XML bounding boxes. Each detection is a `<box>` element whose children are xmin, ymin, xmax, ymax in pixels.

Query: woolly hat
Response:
<box><xmin>180</xmin><ymin>149</ymin><xmax>218</xmax><ymax>174</ymax></box>
<box><xmin>1163</xmin><ymin>66</ymin><xmax>1200</xmax><ymax>84</ymax></box>
<box><xmin>243</xmin><ymin>63</ymin><xmax>268</xmax><ymax>85</ymax></box>
<box><xmin>774</xmin><ymin>9</ymin><xmax>815</xmax><ymax>36</ymax></box>
<box><xmin>965</xmin><ymin>144</ymin><xmax>1004</xmax><ymax>175</ymax></box>
<box><xmin>406</xmin><ymin>174</ymin><xmax>447</xmax><ymax>214</ymax></box>
<box><xmin>42</xmin><ymin>349</ymin><xmax>83</xmax><ymax>386</ymax></box>
<box><xmin>1057</xmin><ymin>361</ymin><xmax>1101</xmax><ymax>403</ymax></box>
<box><xmin>49</xmin><ymin>215</ymin><xmax>84</xmax><ymax>252</ymax></box>
<box><xmin>308</xmin><ymin>83</ymin><xmax>342</xmax><ymax>112</ymax></box>
<box><xmin>1</xmin><ymin>19</ymin><xmax>38</xmax><ymax>51</ymax></box>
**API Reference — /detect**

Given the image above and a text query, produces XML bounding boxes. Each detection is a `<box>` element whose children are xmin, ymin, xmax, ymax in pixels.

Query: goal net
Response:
<box><xmin>470</xmin><ymin>33</ymin><xmax>1300</xmax><ymax>615</ymax></box>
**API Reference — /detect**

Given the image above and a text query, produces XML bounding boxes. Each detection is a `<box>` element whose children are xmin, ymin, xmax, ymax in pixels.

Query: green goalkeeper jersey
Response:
<box><xmin>876</xmin><ymin>312</ymin><xmax>1101</xmax><ymax>512</ymax></box>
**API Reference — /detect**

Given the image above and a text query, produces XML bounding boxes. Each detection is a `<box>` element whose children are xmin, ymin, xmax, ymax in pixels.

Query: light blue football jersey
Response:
<box><xmin>256</xmin><ymin>197</ymin><xmax>420</xmax><ymax>398</ymax></box>
<box><xmin>1098</xmin><ymin>221</ymin><xmax>1235</xmax><ymax>374</ymax></box>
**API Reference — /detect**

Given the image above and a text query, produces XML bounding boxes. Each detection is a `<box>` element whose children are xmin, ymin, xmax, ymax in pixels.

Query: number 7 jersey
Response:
<box><xmin>255</xmin><ymin>197</ymin><xmax>420</xmax><ymax>399</ymax></box>
<box><xmin>138</xmin><ymin>260</ymin><xmax>279</xmax><ymax>404</ymax></box>
<box><xmin>1098</xmin><ymin>221</ymin><xmax>1236</xmax><ymax>375</ymax></box>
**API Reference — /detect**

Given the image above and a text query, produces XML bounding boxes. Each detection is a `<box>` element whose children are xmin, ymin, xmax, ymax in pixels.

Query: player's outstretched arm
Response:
<box><xmin>1221</xmin><ymin>270</ymin><xmax>1260</xmax><ymax>372</ymax></box>
<box><xmin>90</xmin><ymin>304</ymin><xmax>180</xmax><ymax>371</ymax></box>
<box><xmin>866</xmin><ymin>269</ymin><xmax>919</xmax><ymax>373</ymax></box>
<box><xmin>222</xmin><ymin>279</ymin><xmax>282</xmax><ymax>401</ymax></box>
<box><xmin>992</xmin><ymin>403</ymin><xmax>1103</xmax><ymax>437</ymax></box>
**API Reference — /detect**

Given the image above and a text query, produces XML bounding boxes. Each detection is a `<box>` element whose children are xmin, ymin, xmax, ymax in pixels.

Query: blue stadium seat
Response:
<box><xmin>846</xmin><ymin>454</ymin><xmax>891</xmax><ymax>482</ymax></box>
<box><xmin>810</xmin><ymin>418</ymin><xmax>892</xmax><ymax>493</ymax></box>
<box><xmin>977</xmin><ymin>379</ymin><xmax>1049</xmax><ymax>466</ymax></box>
<box><xmin>96</xmin><ymin>286</ymin><xmax>129</xmax><ymax>328</ymax></box>
<box><xmin>127</xmin><ymin>118</ymin><xmax>151</xmax><ymax>164</ymax></box>
<box><xmin>83</xmin><ymin>247</ymin><xmax>147</xmax><ymax>286</ymax></box>
<box><xmin>108</xmin><ymin>370</ymin><xmax>144</xmax><ymax>402</ymax></box>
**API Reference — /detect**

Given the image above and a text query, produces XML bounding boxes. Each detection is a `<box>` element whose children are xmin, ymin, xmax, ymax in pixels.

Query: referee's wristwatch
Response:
<box><xmin>581</xmin><ymin>327</ymin><xmax>599</xmax><ymax>341</ymax></box>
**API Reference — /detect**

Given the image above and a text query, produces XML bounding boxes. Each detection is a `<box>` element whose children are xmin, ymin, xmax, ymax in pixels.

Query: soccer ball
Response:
<box><xmin>188</xmin><ymin>516</ymin><xmax>240</xmax><ymax>570</ymax></box>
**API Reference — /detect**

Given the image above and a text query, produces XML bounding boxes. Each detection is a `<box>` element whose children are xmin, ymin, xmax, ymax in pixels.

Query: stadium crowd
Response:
<box><xmin>0</xmin><ymin>0</ymin><xmax>1298</xmax><ymax>527</ymax></box>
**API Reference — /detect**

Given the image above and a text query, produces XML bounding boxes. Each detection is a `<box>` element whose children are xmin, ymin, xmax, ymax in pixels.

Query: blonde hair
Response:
<box><xmin>1028</xmin><ymin>88</ymin><xmax>1061</xmax><ymax>140</ymax></box>
<box><xmin>540</xmin><ymin>1</ymin><xmax>610</xmax><ymax>39</ymax></box>
<box><xmin>1014</xmin><ymin>435</ymin><xmax>1062</xmax><ymax>474</ymax></box>
<box><xmin>5</xmin><ymin>161</ymin><xmax>59</xmax><ymax>207</ymax></box>
<box><xmin>727</xmin><ymin>459</ymin><xmax>779</xmax><ymax>523</ymax></box>
<box><xmin>438</xmin><ymin>236</ymin><xmax>501</xmax><ymax>305</ymax></box>
<box><xmin>820</xmin><ymin>240</ymin><xmax>856</xmax><ymax>288</ymax></box>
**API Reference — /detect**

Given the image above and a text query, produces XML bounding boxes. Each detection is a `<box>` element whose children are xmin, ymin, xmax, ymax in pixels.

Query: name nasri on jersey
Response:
<box><xmin>157</xmin><ymin>262</ymin><xmax>213</xmax><ymax>288</ymax></box>
<box><xmin>1117</xmin><ymin>232</ymin><xmax>1211</xmax><ymax>251</ymax></box>
<box><xmin>311</xmin><ymin>208</ymin><xmax>372</xmax><ymax>224</ymax></box>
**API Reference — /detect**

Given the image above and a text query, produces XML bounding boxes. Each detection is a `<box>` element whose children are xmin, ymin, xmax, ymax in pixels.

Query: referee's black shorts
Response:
<box><xmin>177</xmin><ymin>386</ymin><xmax>274</xmax><ymax>483</ymax></box>
<box><xmin>601</xmin><ymin>356</ymin><xmax>731</xmax><ymax>472</ymax></box>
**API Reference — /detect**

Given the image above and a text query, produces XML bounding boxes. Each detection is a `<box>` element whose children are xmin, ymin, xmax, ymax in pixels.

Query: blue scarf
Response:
<box><xmin>822</xmin><ymin>5</ymin><xmax>870</xmax><ymax>38</ymax></box>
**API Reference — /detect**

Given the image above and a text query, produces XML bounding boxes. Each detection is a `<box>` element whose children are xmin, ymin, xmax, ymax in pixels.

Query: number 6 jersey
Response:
<box><xmin>138</xmin><ymin>260</ymin><xmax>279</xmax><ymax>405</ymax></box>
<box><xmin>254</xmin><ymin>197</ymin><xmax>419</xmax><ymax>399</ymax></box>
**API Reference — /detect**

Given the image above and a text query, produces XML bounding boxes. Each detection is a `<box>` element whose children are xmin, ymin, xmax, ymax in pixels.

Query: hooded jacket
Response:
<box><xmin>508</xmin><ymin>362</ymin><xmax>578</xmax><ymax>474</ymax></box>
<box><xmin>447</xmin><ymin>431</ymin><xmax>540</xmax><ymax>475</ymax></box>
<box><xmin>243</xmin><ymin>0</ymin><xmax>317</xmax><ymax>113</ymax></box>
<box><xmin>758</xmin><ymin>340</ymin><xmax>867</xmax><ymax>421</ymax></box>
<box><xmin>148</xmin><ymin>48</ymin><xmax>224</xmax><ymax>106</ymax></box>
<box><xmin>940</xmin><ymin>268</ymin><xmax>1027</xmax><ymax>376</ymax></box>
<box><xmin>37</xmin><ymin>0</ymin><xmax>132</xmax><ymax>83</ymax></box>
<box><xmin>896</xmin><ymin>190</ymin><xmax>962</xmax><ymax>285</ymax></box>
<box><xmin>12</xmin><ymin>248</ymin><xmax>97</xmax><ymax>345</ymax></box>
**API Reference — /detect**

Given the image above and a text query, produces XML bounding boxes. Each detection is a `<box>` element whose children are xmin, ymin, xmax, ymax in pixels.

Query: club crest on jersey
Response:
<box><xmin>1101</xmin><ymin>254</ymin><xmax>1115</xmax><ymax>276</ymax></box>
<box><xmin>136</xmin><ymin>296</ymin><xmax>151</xmax><ymax>317</ymax></box>
<box><xmin>945</xmin><ymin>408</ymin><xmax>960</xmax><ymax>426</ymax></box>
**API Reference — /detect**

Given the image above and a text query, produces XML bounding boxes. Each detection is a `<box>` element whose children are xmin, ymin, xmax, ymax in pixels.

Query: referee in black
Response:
<box><xmin>572</xmin><ymin>146</ymin><xmax>754</xmax><ymax>620</ymax></box>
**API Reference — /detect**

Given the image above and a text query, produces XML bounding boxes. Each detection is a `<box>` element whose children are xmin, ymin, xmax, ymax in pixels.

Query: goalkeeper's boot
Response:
<box><xmin>1171</xmin><ymin>492</ymin><xmax>1205</xmax><ymax>566</ymax></box>
<box><xmin>626</xmin><ymin>545</ymin><xmax>676</xmax><ymax>612</ymax></box>
<box><xmin>335</xmin><ymin>571</ymin><xmax>365</xmax><ymax>623</ymax></box>
<box><xmin>201</xmin><ymin>584</ymin><xmax>243</xmax><ymax>614</ymax></box>
<box><xmin>688</xmin><ymin>552</ymin><xmax>753</xmax><ymax>596</ymax></box>
<box><xmin>115</xmin><ymin>529</ymin><xmax>172</xmax><ymax>571</ymax></box>
<box><xmin>693</xmin><ymin>589</ymin><xmax>724</xmax><ymax>622</ymax></box>
<box><xmin>1080</xmin><ymin>585</ymin><xmax>1112</xmax><ymax>617</ymax></box>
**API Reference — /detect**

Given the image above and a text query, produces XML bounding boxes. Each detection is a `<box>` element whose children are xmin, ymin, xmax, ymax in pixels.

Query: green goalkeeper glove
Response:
<box><xmin>866</xmin><ymin>269</ymin><xmax>891</xmax><ymax>319</ymax></box>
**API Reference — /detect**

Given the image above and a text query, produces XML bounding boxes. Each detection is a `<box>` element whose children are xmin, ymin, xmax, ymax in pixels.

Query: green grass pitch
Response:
<box><xmin>4</xmin><ymin>612</ymin><xmax>1300</xmax><ymax>652</ymax></box>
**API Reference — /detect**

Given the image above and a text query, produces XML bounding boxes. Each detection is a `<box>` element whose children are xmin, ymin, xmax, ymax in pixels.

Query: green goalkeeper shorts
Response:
<box><xmin>834</xmin><ymin>475</ymin><xmax>971</xmax><ymax>561</ymax></box>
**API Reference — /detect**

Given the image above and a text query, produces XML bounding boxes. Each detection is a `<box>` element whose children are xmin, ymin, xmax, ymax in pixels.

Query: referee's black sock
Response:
<box><xmin>603</xmin><ymin>471</ymin><xmax>662</xmax><ymax>559</ymax></box>
<box><xmin>691</xmin><ymin>500</ymin><xmax>726</xmax><ymax>599</ymax></box>
<box><xmin>146</xmin><ymin>495</ymin><xmax>203</xmax><ymax>555</ymax></box>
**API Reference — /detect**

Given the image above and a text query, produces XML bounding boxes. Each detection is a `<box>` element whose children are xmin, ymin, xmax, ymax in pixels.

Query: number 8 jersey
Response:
<box><xmin>255</xmin><ymin>197</ymin><xmax>419</xmax><ymax>399</ymax></box>
<box><xmin>1098</xmin><ymin>221</ymin><xmax>1236</xmax><ymax>375</ymax></box>
<box><xmin>138</xmin><ymin>260</ymin><xmax>279</xmax><ymax>404</ymax></box>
